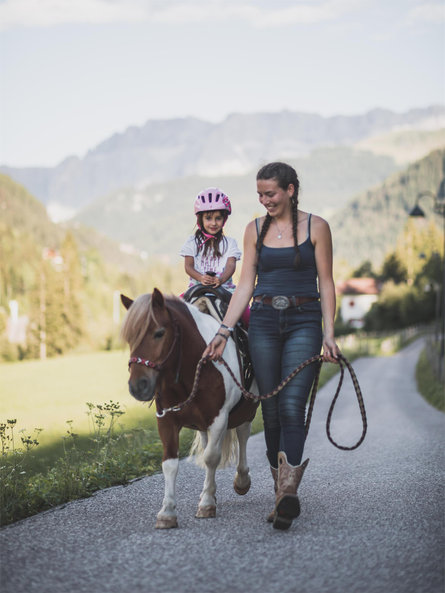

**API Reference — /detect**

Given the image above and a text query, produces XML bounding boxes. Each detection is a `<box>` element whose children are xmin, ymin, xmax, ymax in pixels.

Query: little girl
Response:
<box><xmin>180</xmin><ymin>187</ymin><xmax>241</xmax><ymax>292</ymax></box>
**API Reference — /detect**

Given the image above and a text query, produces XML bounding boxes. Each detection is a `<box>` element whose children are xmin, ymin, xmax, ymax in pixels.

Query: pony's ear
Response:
<box><xmin>152</xmin><ymin>288</ymin><xmax>165</xmax><ymax>309</ymax></box>
<box><xmin>121</xmin><ymin>294</ymin><xmax>133</xmax><ymax>310</ymax></box>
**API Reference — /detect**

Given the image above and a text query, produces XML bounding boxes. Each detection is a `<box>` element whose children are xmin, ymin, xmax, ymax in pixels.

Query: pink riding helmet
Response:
<box><xmin>194</xmin><ymin>188</ymin><xmax>232</xmax><ymax>215</ymax></box>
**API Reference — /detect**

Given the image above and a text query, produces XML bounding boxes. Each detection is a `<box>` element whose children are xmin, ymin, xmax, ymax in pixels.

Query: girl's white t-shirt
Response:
<box><xmin>180</xmin><ymin>235</ymin><xmax>241</xmax><ymax>291</ymax></box>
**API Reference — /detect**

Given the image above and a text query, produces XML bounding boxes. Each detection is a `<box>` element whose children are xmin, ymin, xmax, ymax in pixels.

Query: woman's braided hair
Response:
<box><xmin>256</xmin><ymin>162</ymin><xmax>301</xmax><ymax>268</ymax></box>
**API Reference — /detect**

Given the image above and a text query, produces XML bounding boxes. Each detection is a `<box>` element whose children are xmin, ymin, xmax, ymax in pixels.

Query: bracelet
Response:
<box><xmin>220</xmin><ymin>323</ymin><xmax>234</xmax><ymax>333</ymax></box>
<box><xmin>215</xmin><ymin>332</ymin><xmax>229</xmax><ymax>341</ymax></box>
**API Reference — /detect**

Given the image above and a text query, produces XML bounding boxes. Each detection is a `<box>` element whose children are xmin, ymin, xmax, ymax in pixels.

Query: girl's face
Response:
<box><xmin>257</xmin><ymin>178</ymin><xmax>294</xmax><ymax>217</ymax></box>
<box><xmin>202</xmin><ymin>210</ymin><xmax>225</xmax><ymax>235</ymax></box>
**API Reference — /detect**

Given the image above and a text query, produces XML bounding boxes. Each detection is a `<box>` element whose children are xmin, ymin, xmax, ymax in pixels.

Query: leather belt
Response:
<box><xmin>253</xmin><ymin>295</ymin><xmax>319</xmax><ymax>310</ymax></box>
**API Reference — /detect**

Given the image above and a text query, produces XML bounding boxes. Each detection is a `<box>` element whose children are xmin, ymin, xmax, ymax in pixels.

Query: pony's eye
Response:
<box><xmin>154</xmin><ymin>328</ymin><xmax>165</xmax><ymax>339</ymax></box>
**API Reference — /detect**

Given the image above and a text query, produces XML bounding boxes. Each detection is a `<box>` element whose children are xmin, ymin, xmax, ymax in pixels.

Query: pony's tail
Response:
<box><xmin>188</xmin><ymin>429</ymin><xmax>238</xmax><ymax>469</ymax></box>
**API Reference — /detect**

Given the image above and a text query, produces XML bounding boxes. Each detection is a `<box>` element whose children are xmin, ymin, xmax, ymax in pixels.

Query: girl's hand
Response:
<box><xmin>203</xmin><ymin>334</ymin><xmax>227</xmax><ymax>361</ymax></box>
<box><xmin>202</xmin><ymin>273</ymin><xmax>216</xmax><ymax>286</ymax></box>
<box><xmin>322</xmin><ymin>335</ymin><xmax>340</xmax><ymax>363</ymax></box>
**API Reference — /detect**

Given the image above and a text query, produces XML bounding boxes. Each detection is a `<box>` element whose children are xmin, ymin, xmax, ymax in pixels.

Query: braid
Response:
<box><xmin>256</xmin><ymin>214</ymin><xmax>272</xmax><ymax>260</ymax></box>
<box><xmin>291</xmin><ymin>197</ymin><xmax>301</xmax><ymax>268</ymax></box>
<box><xmin>257</xmin><ymin>161</ymin><xmax>301</xmax><ymax>269</ymax></box>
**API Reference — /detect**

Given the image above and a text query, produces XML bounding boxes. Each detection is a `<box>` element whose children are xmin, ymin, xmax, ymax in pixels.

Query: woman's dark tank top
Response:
<box><xmin>253</xmin><ymin>214</ymin><xmax>319</xmax><ymax>298</ymax></box>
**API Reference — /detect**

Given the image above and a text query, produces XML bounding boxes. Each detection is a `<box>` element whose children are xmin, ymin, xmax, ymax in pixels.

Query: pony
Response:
<box><xmin>120</xmin><ymin>288</ymin><xmax>259</xmax><ymax>529</ymax></box>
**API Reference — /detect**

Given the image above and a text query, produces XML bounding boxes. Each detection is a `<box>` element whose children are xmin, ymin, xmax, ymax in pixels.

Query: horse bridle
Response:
<box><xmin>128</xmin><ymin>316</ymin><xmax>181</xmax><ymax>374</ymax></box>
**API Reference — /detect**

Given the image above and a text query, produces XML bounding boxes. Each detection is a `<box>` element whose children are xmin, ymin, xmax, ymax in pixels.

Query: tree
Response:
<box><xmin>380</xmin><ymin>252</ymin><xmax>407</xmax><ymax>284</ymax></box>
<box><xmin>352</xmin><ymin>260</ymin><xmax>376</xmax><ymax>278</ymax></box>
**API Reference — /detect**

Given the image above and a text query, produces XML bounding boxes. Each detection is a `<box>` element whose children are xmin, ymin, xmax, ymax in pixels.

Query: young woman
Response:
<box><xmin>180</xmin><ymin>187</ymin><xmax>241</xmax><ymax>292</ymax></box>
<box><xmin>203</xmin><ymin>162</ymin><xmax>340</xmax><ymax>530</ymax></box>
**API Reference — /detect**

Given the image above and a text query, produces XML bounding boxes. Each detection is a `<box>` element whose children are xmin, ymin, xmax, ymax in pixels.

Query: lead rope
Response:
<box><xmin>157</xmin><ymin>353</ymin><xmax>367</xmax><ymax>451</ymax></box>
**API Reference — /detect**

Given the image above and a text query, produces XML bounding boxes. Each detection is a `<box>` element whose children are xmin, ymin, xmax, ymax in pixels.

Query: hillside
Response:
<box><xmin>72</xmin><ymin>146</ymin><xmax>400</xmax><ymax>260</ymax></box>
<box><xmin>1</xmin><ymin>174</ymin><xmax>191</xmax><ymax>361</ymax></box>
<box><xmin>0</xmin><ymin>173</ymin><xmax>62</xmax><ymax>247</ymax></box>
<box><xmin>330</xmin><ymin>148</ymin><xmax>445</xmax><ymax>267</ymax></box>
<box><xmin>72</xmin><ymin>148</ymin><xmax>445</xmax><ymax>269</ymax></box>
<box><xmin>1</xmin><ymin>105</ymin><xmax>443</xmax><ymax>216</ymax></box>
<box><xmin>356</xmin><ymin>128</ymin><xmax>445</xmax><ymax>165</ymax></box>
<box><xmin>0</xmin><ymin>173</ymin><xmax>149</xmax><ymax>278</ymax></box>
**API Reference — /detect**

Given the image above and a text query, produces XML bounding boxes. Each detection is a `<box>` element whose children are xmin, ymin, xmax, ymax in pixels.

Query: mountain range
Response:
<box><xmin>1</xmin><ymin>105</ymin><xmax>444</xmax><ymax>222</ymax></box>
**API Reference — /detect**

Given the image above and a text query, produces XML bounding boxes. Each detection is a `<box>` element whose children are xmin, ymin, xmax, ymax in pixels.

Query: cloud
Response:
<box><xmin>0</xmin><ymin>0</ymin><xmax>147</xmax><ymax>29</ymax></box>
<box><xmin>0</xmin><ymin>0</ymin><xmax>362</xmax><ymax>30</ymax></box>
<box><xmin>405</xmin><ymin>2</ymin><xmax>445</xmax><ymax>24</ymax></box>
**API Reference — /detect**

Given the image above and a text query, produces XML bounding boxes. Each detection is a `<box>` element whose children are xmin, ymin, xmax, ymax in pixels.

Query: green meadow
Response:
<box><xmin>0</xmin><ymin>350</ymin><xmax>156</xmax><ymax>446</ymax></box>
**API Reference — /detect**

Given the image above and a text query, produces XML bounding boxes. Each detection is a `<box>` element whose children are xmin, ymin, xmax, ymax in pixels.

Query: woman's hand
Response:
<box><xmin>202</xmin><ymin>333</ymin><xmax>227</xmax><ymax>361</ymax></box>
<box><xmin>322</xmin><ymin>335</ymin><xmax>341</xmax><ymax>363</ymax></box>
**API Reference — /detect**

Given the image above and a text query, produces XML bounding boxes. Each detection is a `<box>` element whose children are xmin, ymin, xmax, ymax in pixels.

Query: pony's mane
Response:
<box><xmin>120</xmin><ymin>293</ymin><xmax>186</xmax><ymax>351</ymax></box>
<box><xmin>120</xmin><ymin>293</ymin><xmax>154</xmax><ymax>351</ymax></box>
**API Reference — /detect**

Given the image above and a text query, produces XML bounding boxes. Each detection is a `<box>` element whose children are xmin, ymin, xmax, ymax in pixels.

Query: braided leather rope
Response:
<box><xmin>155</xmin><ymin>353</ymin><xmax>367</xmax><ymax>450</ymax></box>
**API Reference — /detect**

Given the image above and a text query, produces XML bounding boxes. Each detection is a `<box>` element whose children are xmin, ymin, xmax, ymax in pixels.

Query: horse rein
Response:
<box><xmin>149</xmin><ymin>352</ymin><xmax>367</xmax><ymax>451</ymax></box>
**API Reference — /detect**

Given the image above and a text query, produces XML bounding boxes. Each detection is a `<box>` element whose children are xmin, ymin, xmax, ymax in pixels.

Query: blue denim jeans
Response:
<box><xmin>248</xmin><ymin>299</ymin><xmax>322</xmax><ymax>467</ymax></box>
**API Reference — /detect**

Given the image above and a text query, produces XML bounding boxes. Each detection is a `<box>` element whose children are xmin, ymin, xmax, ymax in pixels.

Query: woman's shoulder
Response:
<box><xmin>307</xmin><ymin>212</ymin><xmax>330</xmax><ymax>230</ymax></box>
<box><xmin>247</xmin><ymin>216</ymin><xmax>266</xmax><ymax>236</ymax></box>
<box><xmin>307</xmin><ymin>213</ymin><xmax>332</xmax><ymax>243</ymax></box>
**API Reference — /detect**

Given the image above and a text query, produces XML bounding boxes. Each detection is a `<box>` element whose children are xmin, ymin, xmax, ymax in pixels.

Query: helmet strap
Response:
<box><xmin>197</xmin><ymin>223</ymin><xmax>217</xmax><ymax>247</ymax></box>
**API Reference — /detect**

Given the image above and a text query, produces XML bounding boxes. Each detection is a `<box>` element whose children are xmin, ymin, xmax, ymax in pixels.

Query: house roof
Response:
<box><xmin>336</xmin><ymin>277</ymin><xmax>380</xmax><ymax>295</ymax></box>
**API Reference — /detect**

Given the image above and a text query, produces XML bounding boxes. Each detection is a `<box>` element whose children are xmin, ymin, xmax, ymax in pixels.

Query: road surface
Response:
<box><xmin>1</xmin><ymin>339</ymin><xmax>444</xmax><ymax>593</ymax></box>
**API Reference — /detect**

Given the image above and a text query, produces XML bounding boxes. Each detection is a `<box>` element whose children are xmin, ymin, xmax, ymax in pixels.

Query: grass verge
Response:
<box><xmin>415</xmin><ymin>348</ymin><xmax>445</xmax><ymax>412</ymax></box>
<box><xmin>0</xmin><ymin>402</ymin><xmax>195</xmax><ymax>527</ymax></box>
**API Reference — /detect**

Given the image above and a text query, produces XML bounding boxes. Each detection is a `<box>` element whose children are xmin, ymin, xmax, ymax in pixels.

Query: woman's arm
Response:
<box><xmin>204</xmin><ymin>221</ymin><xmax>258</xmax><ymax>360</ymax></box>
<box><xmin>312</xmin><ymin>215</ymin><xmax>340</xmax><ymax>363</ymax></box>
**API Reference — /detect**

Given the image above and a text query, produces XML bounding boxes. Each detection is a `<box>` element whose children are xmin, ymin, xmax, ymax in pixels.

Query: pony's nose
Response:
<box><xmin>129</xmin><ymin>377</ymin><xmax>153</xmax><ymax>401</ymax></box>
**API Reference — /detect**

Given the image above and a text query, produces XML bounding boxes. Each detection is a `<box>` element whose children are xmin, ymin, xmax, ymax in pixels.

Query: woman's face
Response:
<box><xmin>257</xmin><ymin>178</ymin><xmax>294</xmax><ymax>217</ymax></box>
<box><xmin>201</xmin><ymin>210</ymin><xmax>225</xmax><ymax>235</ymax></box>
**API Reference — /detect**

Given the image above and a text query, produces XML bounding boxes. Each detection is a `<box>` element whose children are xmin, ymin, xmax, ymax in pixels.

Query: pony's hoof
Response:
<box><xmin>233</xmin><ymin>475</ymin><xmax>251</xmax><ymax>495</ymax></box>
<box><xmin>196</xmin><ymin>505</ymin><xmax>216</xmax><ymax>518</ymax></box>
<box><xmin>155</xmin><ymin>516</ymin><xmax>178</xmax><ymax>529</ymax></box>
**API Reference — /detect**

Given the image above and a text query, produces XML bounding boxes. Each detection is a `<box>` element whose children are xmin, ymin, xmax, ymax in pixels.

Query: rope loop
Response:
<box><xmin>155</xmin><ymin>353</ymin><xmax>367</xmax><ymax>451</ymax></box>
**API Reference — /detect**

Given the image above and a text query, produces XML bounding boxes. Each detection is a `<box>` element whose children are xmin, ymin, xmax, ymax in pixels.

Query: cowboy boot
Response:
<box><xmin>273</xmin><ymin>451</ymin><xmax>309</xmax><ymax>530</ymax></box>
<box><xmin>266</xmin><ymin>465</ymin><xmax>278</xmax><ymax>523</ymax></box>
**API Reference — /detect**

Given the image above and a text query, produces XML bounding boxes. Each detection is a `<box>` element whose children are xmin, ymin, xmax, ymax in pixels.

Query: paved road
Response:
<box><xmin>1</xmin><ymin>339</ymin><xmax>444</xmax><ymax>593</ymax></box>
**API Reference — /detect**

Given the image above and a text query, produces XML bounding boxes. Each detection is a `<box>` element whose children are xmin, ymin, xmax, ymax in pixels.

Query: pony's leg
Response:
<box><xmin>156</xmin><ymin>458</ymin><xmax>179</xmax><ymax>529</ymax></box>
<box><xmin>199</xmin><ymin>430</ymin><xmax>208</xmax><ymax>451</ymax></box>
<box><xmin>156</xmin><ymin>421</ymin><xmax>180</xmax><ymax>529</ymax></box>
<box><xmin>196</xmin><ymin>414</ymin><xmax>227</xmax><ymax>518</ymax></box>
<box><xmin>233</xmin><ymin>421</ymin><xmax>252</xmax><ymax>495</ymax></box>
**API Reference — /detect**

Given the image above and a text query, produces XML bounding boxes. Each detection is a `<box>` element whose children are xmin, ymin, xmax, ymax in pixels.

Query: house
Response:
<box><xmin>336</xmin><ymin>277</ymin><xmax>380</xmax><ymax>329</ymax></box>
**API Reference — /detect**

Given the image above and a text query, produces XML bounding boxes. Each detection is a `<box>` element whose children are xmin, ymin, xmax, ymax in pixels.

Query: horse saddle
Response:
<box><xmin>182</xmin><ymin>285</ymin><xmax>254</xmax><ymax>390</ymax></box>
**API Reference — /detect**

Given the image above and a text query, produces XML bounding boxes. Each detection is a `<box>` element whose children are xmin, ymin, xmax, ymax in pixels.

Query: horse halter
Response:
<box><xmin>128</xmin><ymin>317</ymin><xmax>181</xmax><ymax>374</ymax></box>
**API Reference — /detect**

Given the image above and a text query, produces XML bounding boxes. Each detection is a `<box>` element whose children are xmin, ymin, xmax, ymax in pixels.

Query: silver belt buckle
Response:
<box><xmin>271</xmin><ymin>295</ymin><xmax>290</xmax><ymax>310</ymax></box>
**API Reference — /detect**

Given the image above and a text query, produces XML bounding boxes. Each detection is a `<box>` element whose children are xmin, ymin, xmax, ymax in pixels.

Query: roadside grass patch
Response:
<box><xmin>416</xmin><ymin>348</ymin><xmax>444</xmax><ymax>412</ymax></box>
<box><xmin>0</xmin><ymin>402</ymin><xmax>195</xmax><ymax>526</ymax></box>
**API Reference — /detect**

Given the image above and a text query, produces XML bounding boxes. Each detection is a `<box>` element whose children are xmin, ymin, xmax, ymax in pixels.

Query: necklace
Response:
<box><xmin>274</xmin><ymin>218</ymin><xmax>290</xmax><ymax>239</ymax></box>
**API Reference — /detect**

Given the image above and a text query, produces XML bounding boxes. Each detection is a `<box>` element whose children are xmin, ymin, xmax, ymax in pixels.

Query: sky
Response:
<box><xmin>0</xmin><ymin>0</ymin><xmax>444</xmax><ymax>167</ymax></box>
